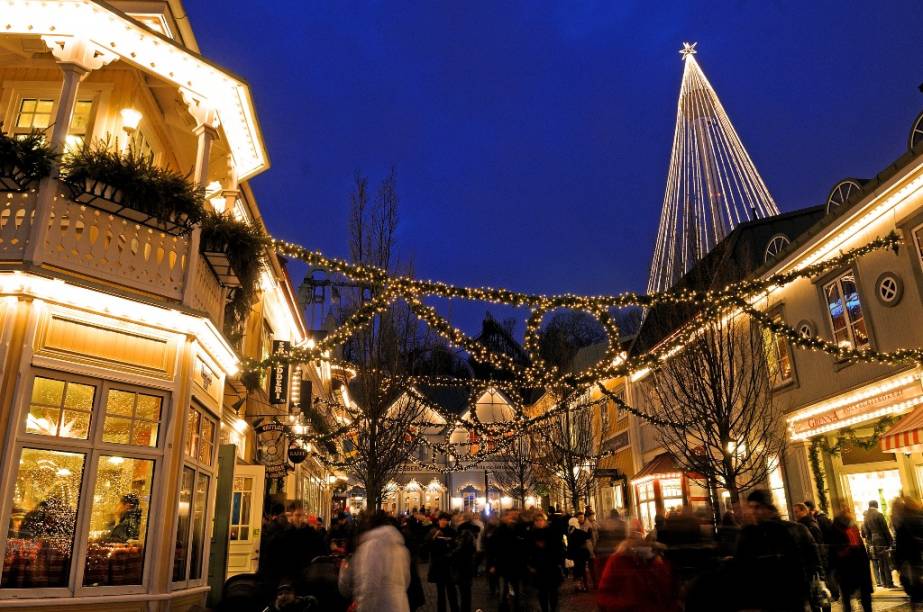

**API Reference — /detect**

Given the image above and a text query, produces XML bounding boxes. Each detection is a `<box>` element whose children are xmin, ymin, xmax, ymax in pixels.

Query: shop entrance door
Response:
<box><xmin>844</xmin><ymin>469</ymin><xmax>902</xmax><ymax>520</ymax></box>
<box><xmin>227</xmin><ymin>464</ymin><xmax>266</xmax><ymax>577</ymax></box>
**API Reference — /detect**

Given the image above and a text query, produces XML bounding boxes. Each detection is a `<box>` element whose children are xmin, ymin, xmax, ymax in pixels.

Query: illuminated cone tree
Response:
<box><xmin>648</xmin><ymin>43</ymin><xmax>780</xmax><ymax>294</ymax></box>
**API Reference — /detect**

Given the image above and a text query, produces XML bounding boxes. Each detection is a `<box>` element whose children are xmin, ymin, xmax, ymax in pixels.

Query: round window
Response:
<box><xmin>876</xmin><ymin>273</ymin><xmax>903</xmax><ymax>307</ymax></box>
<box><xmin>796</xmin><ymin>320</ymin><xmax>816</xmax><ymax>339</ymax></box>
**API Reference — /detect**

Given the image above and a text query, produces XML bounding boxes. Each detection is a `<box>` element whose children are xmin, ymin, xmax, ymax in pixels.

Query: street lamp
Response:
<box><xmin>120</xmin><ymin>108</ymin><xmax>142</xmax><ymax>152</ymax></box>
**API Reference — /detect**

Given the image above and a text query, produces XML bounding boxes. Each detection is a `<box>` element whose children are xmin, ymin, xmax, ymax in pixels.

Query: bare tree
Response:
<box><xmin>533</xmin><ymin>388</ymin><xmax>603</xmax><ymax>512</ymax></box>
<box><xmin>647</xmin><ymin>311</ymin><xmax>785</xmax><ymax>523</ymax></box>
<box><xmin>492</xmin><ymin>433</ymin><xmax>536</xmax><ymax>508</ymax></box>
<box><xmin>337</xmin><ymin>168</ymin><xmax>430</xmax><ymax>510</ymax></box>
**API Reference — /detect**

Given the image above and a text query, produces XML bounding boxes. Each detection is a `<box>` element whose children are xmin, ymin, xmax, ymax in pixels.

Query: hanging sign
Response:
<box><xmin>288</xmin><ymin>445</ymin><xmax>309</xmax><ymax>464</ymax></box>
<box><xmin>269</xmin><ymin>340</ymin><xmax>291</xmax><ymax>404</ymax></box>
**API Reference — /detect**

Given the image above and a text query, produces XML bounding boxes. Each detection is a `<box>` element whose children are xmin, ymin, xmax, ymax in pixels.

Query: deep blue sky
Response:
<box><xmin>187</xmin><ymin>1</ymin><xmax>921</xmax><ymax>330</ymax></box>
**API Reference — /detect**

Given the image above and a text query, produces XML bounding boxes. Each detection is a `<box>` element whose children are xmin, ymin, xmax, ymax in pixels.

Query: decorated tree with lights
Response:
<box><xmin>492</xmin><ymin>431</ymin><xmax>537</xmax><ymax>508</ymax></box>
<box><xmin>648</xmin><ymin>43</ymin><xmax>780</xmax><ymax>294</ymax></box>
<box><xmin>646</xmin><ymin>309</ymin><xmax>785</xmax><ymax>525</ymax></box>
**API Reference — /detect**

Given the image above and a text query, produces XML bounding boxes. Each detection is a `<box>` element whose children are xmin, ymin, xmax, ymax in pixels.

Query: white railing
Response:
<box><xmin>44</xmin><ymin>187</ymin><xmax>188</xmax><ymax>300</ymax></box>
<box><xmin>0</xmin><ymin>189</ymin><xmax>35</xmax><ymax>260</ymax></box>
<box><xmin>188</xmin><ymin>247</ymin><xmax>226</xmax><ymax>325</ymax></box>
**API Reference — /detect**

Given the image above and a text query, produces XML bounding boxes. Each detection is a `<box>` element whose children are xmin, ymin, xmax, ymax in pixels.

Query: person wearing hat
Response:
<box><xmin>734</xmin><ymin>489</ymin><xmax>821</xmax><ymax>611</ymax></box>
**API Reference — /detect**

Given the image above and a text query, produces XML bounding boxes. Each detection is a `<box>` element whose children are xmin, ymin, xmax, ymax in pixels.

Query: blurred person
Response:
<box><xmin>645</xmin><ymin>514</ymin><xmax>665</xmax><ymax>544</ymax></box>
<box><xmin>526</xmin><ymin>512</ymin><xmax>565</xmax><ymax>612</ymax></box>
<box><xmin>597</xmin><ymin>532</ymin><xmax>678</xmax><ymax>612</ymax></box>
<box><xmin>892</xmin><ymin>496</ymin><xmax>923</xmax><ymax>603</ymax></box>
<box><xmin>426</xmin><ymin>512</ymin><xmax>459</xmax><ymax>612</ymax></box>
<box><xmin>482</xmin><ymin>513</ymin><xmax>501</xmax><ymax>596</ymax></box>
<box><xmin>259</xmin><ymin>502</ymin><xmax>290</xmax><ymax>590</ymax></box>
<box><xmin>585</xmin><ymin>510</ymin><xmax>600</xmax><ymax>588</ymax></box>
<box><xmin>453</xmin><ymin>513</ymin><xmax>480</xmax><ymax>612</ymax></box>
<box><xmin>806</xmin><ymin>499</ymin><xmax>838</xmax><ymax>601</ymax></box>
<box><xmin>794</xmin><ymin>503</ymin><xmax>825</xmax><ymax>549</ymax></box>
<box><xmin>567</xmin><ymin>514</ymin><xmax>591</xmax><ymax>591</ymax></box>
<box><xmin>830</xmin><ymin>507</ymin><xmax>873</xmax><ymax>612</ymax></box>
<box><xmin>597</xmin><ymin>508</ymin><xmax>627</xmax><ymax>560</ymax></box>
<box><xmin>494</xmin><ymin>509</ymin><xmax>525</xmax><ymax>611</ymax></box>
<box><xmin>734</xmin><ymin>489</ymin><xmax>820</xmax><ymax>611</ymax></box>
<box><xmin>106</xmin><ymin>493</ymin><xmax>141</xmax><ymax>542</ymax></box>
<box><xmin>861</xmin><ymin>500</ymin><xmax>895</xmax><ymax>588</ymax></box>
<box><xmin>717</xmin><ymin>507</ymin><xmax>741</xmax><ymax>558</ymax></box>
<box><xmin>338</xmin><ymin>511</ymin><xmax>410</xmax><ymax>612</ymax></box>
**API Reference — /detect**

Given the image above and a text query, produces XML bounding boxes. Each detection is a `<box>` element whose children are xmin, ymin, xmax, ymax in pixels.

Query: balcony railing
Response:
<box><xmin>0</xmin><ymin>181</ymin><xmax>224</xmax><ymax>326</ymax></box>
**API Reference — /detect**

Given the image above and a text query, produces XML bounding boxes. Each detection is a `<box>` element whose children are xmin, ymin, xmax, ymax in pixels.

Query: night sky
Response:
<box><xmin>186</xmin><ymin>1</ymin><xmax>922</xmax><ymax>332</ymax></box>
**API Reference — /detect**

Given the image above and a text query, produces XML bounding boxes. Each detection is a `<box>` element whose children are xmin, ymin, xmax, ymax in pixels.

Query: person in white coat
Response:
<box><xmin>339</xmin><ymin>512</ymin><xmax>411</xmax><ymax>612</ymax></box>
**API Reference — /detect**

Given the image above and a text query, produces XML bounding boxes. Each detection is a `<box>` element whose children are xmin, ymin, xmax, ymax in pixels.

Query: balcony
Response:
<box><xmin>0</xmin><ymin>180</ymin><xmax>225</xmax><ymax>325</ymax></box>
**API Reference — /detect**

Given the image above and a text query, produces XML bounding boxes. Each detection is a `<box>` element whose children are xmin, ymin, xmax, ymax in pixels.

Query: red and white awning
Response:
<box><xmin>880</xmin><ymin>406</ymin><xmax>923</xmax><ymax>453</ymax></box>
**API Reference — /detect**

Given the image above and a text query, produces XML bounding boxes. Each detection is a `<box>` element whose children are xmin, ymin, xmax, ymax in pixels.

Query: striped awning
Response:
<box><xmin>880</xmin><ymin>406</ymin><xmax>923</xmax><ymax>453</ymax></box>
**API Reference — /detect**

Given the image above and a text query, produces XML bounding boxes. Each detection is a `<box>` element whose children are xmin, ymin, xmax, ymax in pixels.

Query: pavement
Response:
<box><xmin>416</xmin><ymin>564</ymin><xmax>916</xmax><ymax>612</ymax></box>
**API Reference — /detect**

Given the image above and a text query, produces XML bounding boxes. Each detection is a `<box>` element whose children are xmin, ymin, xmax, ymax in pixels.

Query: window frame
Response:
<box><xmin>0</xmin><ymin>369</ymin><xmax>169</xmax><ymax>599</ymax></box>
<box><xmin>170</xmin><ymin>400</ymin><xmax>217</xmax><ymax>590</ymax></box>
<box><xmin>815</xmin><ymin>266</ymin><xmax>877</xmax><ymax>360</ymax></box>
<box><xmin>1</xmin><ymin>82</ymin><xmax>107</xmax><ymax>147</ymax></box>
<box><xmin>761</xmin><ymin>307</ymin><xmax>798</xmax><ymax>390</ymax></box>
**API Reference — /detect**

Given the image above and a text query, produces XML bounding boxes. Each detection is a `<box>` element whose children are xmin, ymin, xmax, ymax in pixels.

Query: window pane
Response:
<box><xmin>83</xmin><ymin>456</ymin><xmax>154</xmax><ymax>586</ymax></box>
<box><xmin>189</xmin><ymin>473</ymin><xmax>209</xmax><ymax>580</ymax></box>
<box><xmin>2</xmin><ymin>448</ymin><xmax>85</xmax><ymax>588</ymax></box>
<box><xmin>184</xmin><ymin>410</ymin><xmax>199</xmax><ymax>458</ymax></box>
<box><xmin>64</xmin><ymin>383</ymin><xmax>94</xmax><ymax>410</ymax></box>
<box><xmin>20</xmin><ymin>99</ymin><xmax>36</xmax><ymax>113</ymax></box>
<box><xmin>60</xmin><ymin>409</ymin><xmax>90</xmax><ymax>439</ymax></box>
<box><xmin>131</xmin><ymin>421</ymin><xmax>158</xmax><ymax>447</ymax></box>
<box><xmin>136</xmin><ymin>395</ymin><xmax>161</xmax><ymax>421</ymax></box>
<box><xmin>172</xmin><ymin>467</ymin><xmax>194</xmax><ymax>582</ymax></box>
<box><xmin>198</xmin><ymin>419</ymin><xmax>214</xmax><ymax>465</ymax></box>
<box><xmin>35</xmin><ymin>100</ymin><xmax>53</xmax><ymax>113</ymax></box>
<box><xmin>31</xmin><ymin>377</ymin><xmax>64</xmax><ymax>406</ymax></box>
<box><xmin>26</xmin><ymin>406</ymin><xmax>59</xmax><ymax>436</ymax></box>
<box><xmin>107</xmin><ymin>390</ymin><xmax>134</xmax><ymax>416</ymax></box>
<box><xmin>102</xmin><ymin>416</ymin><xmax>131</xmax><ymax>444</ymax></box>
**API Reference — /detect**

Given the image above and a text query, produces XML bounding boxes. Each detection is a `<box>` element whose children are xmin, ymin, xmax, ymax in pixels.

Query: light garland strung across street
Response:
<box><xmin>253</xmin><ymin>231</ymin><xmax>916</xmax><ymax>470</ymax></box>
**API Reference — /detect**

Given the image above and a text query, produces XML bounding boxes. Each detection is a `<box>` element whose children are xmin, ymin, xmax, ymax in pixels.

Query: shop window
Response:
<box><xmin>3</xmin><ymin>448</ymin><xmax>85</xmax><ymax>588</ymax></box>
<box><xmin>637</xmin><ymin>481</ymin><xmax>656</xmax><ymax>531</ymax></box>
<box><xmin>83</xmin><ymin>456</ymin><xmax>154</xmax><ymax>586</ymax></box>
<box><xmin>762</xmin><ymin>323</ymin><xmax>794</xmax><ymax>387</ymax></box>
<box><xmin>767</xmin><ymin>455</ymin><xmax>789</xmax><ymax>519</ymax></box>
<box><xmin>230</xmin><ymin>477</ymin><xmax>253</xmax><ymax>541</ymax></box>
<box><xmin>184</xmin><ymin>405</ymin><xmax>216</xmax><ymax>466</ymax></box>
<box><xmin>661</xmin><ymin>477</ymin><xmax>684</xmax><ymax>513</ymax></box>
<box><xmin>102</xmin><ymin>390</ymin><xmax>162</xmax><ymax>447</ymax></box>
<box><xmin>26</xmin><ymin>376</ymin><xmax>95</xmax><ymax>439</ymax></box>
<box><xmin>171</xmin><ymin>468</ymin><xmax>210</xmax><ymax>583</ymax></box>
<box><xmin>172</xmin><ymin>467</ymin><xmax>194</xmax><ymax>582</ymax></box>
<box><xmin>823</xmin><ymin>272</ymin><xmax>870</xmax><ymax>349</ymax></box>
<box><xmin>4</xmin><ymin>372</ymin><xmax>167</xmax><ymax>593</ymax></box>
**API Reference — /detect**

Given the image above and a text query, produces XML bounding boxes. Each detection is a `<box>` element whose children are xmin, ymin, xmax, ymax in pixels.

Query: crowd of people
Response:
<box><xmin>233</xmin><ymin>491</ymin><xmax>923</xmax><ymax>612</ymax></box>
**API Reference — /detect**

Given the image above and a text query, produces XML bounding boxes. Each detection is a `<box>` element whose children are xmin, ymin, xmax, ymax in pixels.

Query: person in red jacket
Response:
<box><xmin>596</xmin><ymin>531</ymin><xmax>678</xmax><ymax>612</ymax></box>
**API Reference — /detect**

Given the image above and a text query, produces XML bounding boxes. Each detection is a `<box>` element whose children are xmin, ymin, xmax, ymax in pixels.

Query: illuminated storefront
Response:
<box><xmin>788</xmin><ymin>370</ymin><xmax>923</xmax><ymax>519</ymax></box>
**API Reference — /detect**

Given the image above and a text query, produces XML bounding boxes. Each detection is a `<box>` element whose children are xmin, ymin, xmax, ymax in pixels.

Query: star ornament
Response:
<box><xmin>679</xmin><ymin>42</ymin><xmax>698</xmax><ymax>60</ymax></box>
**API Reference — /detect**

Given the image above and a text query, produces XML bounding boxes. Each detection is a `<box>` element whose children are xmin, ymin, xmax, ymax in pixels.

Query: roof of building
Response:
<box><xmin>632</xmin><ymin>205</ymin><xmax>826</xmax><ymax>354</ymax></box>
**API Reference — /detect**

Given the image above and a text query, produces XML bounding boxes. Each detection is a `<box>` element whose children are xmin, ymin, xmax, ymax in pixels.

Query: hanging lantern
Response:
<box><xmin>288</xmin><ymin>444</ymin><xmax>309</xmax><ymax>464</ymax></box>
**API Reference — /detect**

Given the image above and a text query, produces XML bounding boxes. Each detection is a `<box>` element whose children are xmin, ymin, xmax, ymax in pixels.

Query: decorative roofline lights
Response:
<box><xmin>0</xmin><ymin>271</ymin><xmax>239</xmax><ymax>375</ymax></box>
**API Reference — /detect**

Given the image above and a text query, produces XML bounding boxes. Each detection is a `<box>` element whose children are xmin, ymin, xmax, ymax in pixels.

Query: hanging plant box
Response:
<box><xmin>0</xmin><ymin>163</ymin><xmax>32</xmax><ymax>191</ymax></box>
<box><xmin>200</xmin><ymin>236</ymin><xmax>242</xmax><ymax>288</ymax></box>
<box><xmin>67</xmin><ymin>178</ymin><xmax>193</xmax><ymax>237</ymax></box>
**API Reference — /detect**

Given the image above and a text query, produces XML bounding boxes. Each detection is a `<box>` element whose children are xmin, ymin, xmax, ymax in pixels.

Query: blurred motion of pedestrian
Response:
<box><xmin>338</xmin><ymin>511</ymin><xmax>411</xmax><ymax>612</ymax></box>
<box><xmin>734</xmin><ymin>489</ymin><xmax>820</xmax><ymax>611</ymax></box>
<box><xmin>892</xmin><ymin>496</ymin><xmax>923</xmax><ymax>603</ymax></box>
<box><xmin>830</xmin><ymin>507</ymin><xmax>873</xmax><ymax>612</ymax></box>
<box><xmin>426</xmin><ymin>512</ymin><xmax>459</xmax><ymax>612</ymax></box>
<box><xmin>597</xmin><ymin>530</ymin><xmax>678</xmax><ymax>612</ymax></box>
<box><xmin>567</xmin><ymin>514</ymin><xmax>591</xmax><ymax>591</ymax></box>
<box><xmin>861</xmin><ymin>500</ymin><xmax>895</xmax><ymax>588</ymax></box>
<box><xmin>526</xmin><ymin>512</ymin><xmax>565</xmax><ymax>612</ymax></box>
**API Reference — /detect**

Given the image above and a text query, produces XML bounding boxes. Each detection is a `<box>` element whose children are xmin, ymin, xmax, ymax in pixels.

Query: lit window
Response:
<box><xmin>184</xmin><ymin>405</ymin><xmax>216</xmax><ymax>466</ymax></box>
<box><xmin>230</xmin><ymin>477</ymin><xmax>253</xmax><ymax>541</ymax></box>
<box><xmin>767</xmin><ymin>455</ymin><xmax>789</xmax><ymax>519</ymax></box>
<box><xmin>661</xmin><ymin>477</ymin><xmax>684</xmax><ymax>514</ymax></box>
<box><xmin>636</xmin><ymin>481</ymin><xmax>657</xmax><ymax>531</ymax></box>
<box><xmin>762</xmin><ymin>323</ymin><xmax>794</xmax><ymax>387</ymax></box>
<box><xmin>102</xmin><ymin>390</ymin><xmax>162</xmax><ymax>447</ymax></box>
<box><xmin>2</xmin><ymin>448</ymin><xmax>85</xmax><ymax>587</ymax></box>
<box><xmin>83</xmin><ymin>456</ymin><xmax>154</xmax><ymax>586</ymax></box>
<box><xmin>26</xmin><ymin>376</ymin><xmax>95</xmax><ymax>439</ymax></box>
<box><xmin>15</xmin><ymin>98</ymin><xmax>54</xmax><ymax>130</ymax></box>
<box><xmin>601</xmin><ymin>399</ymin><xmax>611</xmax><ymax>433</ymax></box>
<box><xmin>824</xmin><ymin>272</ymin><xmax>869</xmax><ymax>349</ymax></box>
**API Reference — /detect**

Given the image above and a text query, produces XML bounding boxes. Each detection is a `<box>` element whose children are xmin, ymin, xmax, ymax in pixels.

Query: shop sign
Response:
<box><xmin>265</xmin><ymin>463</ymin><xmax>292</xmax><ymax>478</ymax></box>
<box><xmin>269</xmin><ymin>340</ymin><xmax>290</xmax><ymax>404</ymax></box>
<box><xmin>792</xmin><ymin>381</ymin><xmax>921</xmax><ymax>435</ymax></box>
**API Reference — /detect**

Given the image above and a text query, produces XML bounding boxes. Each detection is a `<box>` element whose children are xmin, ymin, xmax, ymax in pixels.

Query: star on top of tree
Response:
<box><xmin>679</xmin><ymin>41</ymin><xmax>698</xmax><ymax>60</ymax></box>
